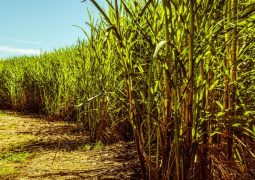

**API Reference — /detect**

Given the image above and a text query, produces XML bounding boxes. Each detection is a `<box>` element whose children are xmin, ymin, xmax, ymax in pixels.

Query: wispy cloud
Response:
<box><xmin>0</xmin><ymin>45</ymin><xmax>41</xmax><ymax>55</ymax></box>
<box><xmin>0</xmin><ymin>36</ymin><xmax>40</xmax><ymax>45</ymax></box>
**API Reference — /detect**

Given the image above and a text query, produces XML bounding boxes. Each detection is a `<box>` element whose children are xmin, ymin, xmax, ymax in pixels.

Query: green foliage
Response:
<box><xmin>0</xmin><ymin>0</ymin><xmax>254</xmax><ymax>179</ymax></box>
<box><xmin>82</xmin><ymin>144</ymin><xmax>92</xmax><ymax>151</ymax></box>
<box><xmin>0</xmin><ymin>152</ymin><xmax>31</xmax><ymax>163</ymax></box>
<box><xmin>0</xmin><ymin>165</ymin><xmax>14</xmax><ymax>176</ymax></box>
<box><xmin>0</xmin><ymin>152</ymin><xmax>31</xmax><ymax>176</ymax></box>
<box><xmin>93</xmin><ymin>141</ymin><xmax>105</xmax><ymax>151</ymax></box>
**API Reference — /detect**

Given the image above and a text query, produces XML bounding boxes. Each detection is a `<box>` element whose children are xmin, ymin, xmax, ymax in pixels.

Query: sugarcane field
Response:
<box><xmin>0</xmin><ymin>0</ymin><xmax>255</xmax><ymax>179</ymax></box>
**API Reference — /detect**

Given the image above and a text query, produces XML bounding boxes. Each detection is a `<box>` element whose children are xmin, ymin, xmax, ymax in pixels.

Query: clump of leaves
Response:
<box><xmin>0</xmin><ymin>152</ymin><xmax>31</xmax><ymax>163</ymax></box>
<box><xmin>0</xmin><ymin>165</ymin><xmax>14</xmax><ymax>176</ymax></box>
<box><xmin>93</xmin><ymin>141</ymin><xmax>105</xmax><ymax>151</ymax></box>
<box><xmin>82</xmin><ymin>144</ymin><xmax>92</xmax><ymax>151</ymax></box>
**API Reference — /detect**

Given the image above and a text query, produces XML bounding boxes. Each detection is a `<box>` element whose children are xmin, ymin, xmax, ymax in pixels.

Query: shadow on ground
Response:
<box><xmin>0</xmin><ymin>112</ymin><xmax>142</xmax><ymax>179</ymax></box>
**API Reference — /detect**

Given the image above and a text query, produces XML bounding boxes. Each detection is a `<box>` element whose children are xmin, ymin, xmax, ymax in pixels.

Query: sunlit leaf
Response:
<box><xmin>153</xmin><ymin>40</ymin><xmax>167</xmax><ymax>59</ymax></box>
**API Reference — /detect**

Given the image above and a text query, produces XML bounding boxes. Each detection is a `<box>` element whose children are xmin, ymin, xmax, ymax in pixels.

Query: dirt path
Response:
<box><xmin>0</xmin><ymin>111</ymin><xmax>141</xmax><ymax>180</ymax></box>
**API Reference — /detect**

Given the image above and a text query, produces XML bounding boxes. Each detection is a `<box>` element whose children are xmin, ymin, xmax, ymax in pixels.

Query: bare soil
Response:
<box><xmin>0</xmin><ymin>111</ymin><xmax>141</xmax><ymax>180</ymax></box>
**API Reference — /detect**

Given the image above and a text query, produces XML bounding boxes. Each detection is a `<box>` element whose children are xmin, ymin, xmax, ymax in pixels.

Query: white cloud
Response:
<box><xmin>0</xmin><ymin>45</ymin><xmax>41</xmax><ymax>55</ymax></box>
<box><xmin>11</xmin><ymin>39</ymin><xmax>40</xmax><ymax>45</ymax></box>
<box><xmin>0</xmin><ymin>36</ymin><xmax>40</xmax><ymax>45</ymax></box>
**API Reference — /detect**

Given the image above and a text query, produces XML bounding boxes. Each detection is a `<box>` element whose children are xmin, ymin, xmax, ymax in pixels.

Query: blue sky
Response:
<box><xmin>0</xmin><ymin>0</ymin><xmax>106</xmax><ymax>58</ymax></box>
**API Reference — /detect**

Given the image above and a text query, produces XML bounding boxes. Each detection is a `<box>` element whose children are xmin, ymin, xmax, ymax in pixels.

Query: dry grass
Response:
<box><xmin>0</xmin><ymin>111</ymin><xmax>141</xmax><ymax>179</ymax></box>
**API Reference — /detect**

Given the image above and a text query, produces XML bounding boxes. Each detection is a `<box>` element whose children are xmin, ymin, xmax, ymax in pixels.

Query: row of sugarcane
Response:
<box><xmin>1</xmin><ymin>0</ymin><xmax>255</xmax><ymax>179</ymax></box>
